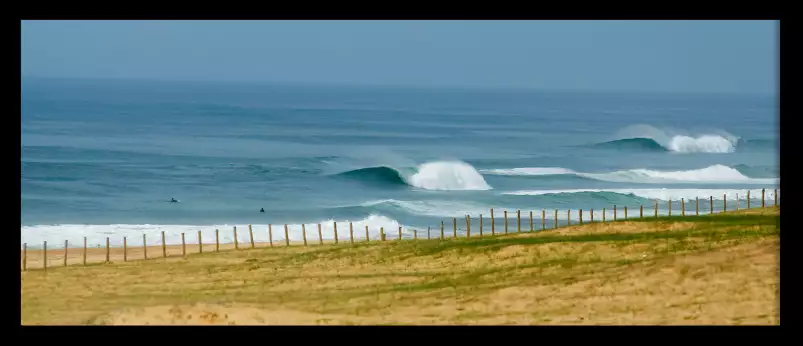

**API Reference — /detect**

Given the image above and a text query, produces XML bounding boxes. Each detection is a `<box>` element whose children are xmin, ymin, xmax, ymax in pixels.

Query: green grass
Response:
<box><xmin>21</xmin><ymin>208</ymin><xmax>780</xmax><ymax>325</ymax></box>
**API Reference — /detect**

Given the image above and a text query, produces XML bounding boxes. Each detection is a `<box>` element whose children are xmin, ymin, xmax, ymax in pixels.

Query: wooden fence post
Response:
<box><xmin>639</xmin><ymin>205</ymin><xmax>643</xmax><ymax>218</ymax></box>
<box><xmin>491</xmin><ymin>208</ymin><xmax>496</xmax><ymax>235</ymax></box>
<box><xmin>399</xmin><ymin>226</ymin><xmax>402</xmax><ymax>241</ymax></box>
<box><xmin>567</xmin><ymin>209</ymin><xmax>571</xmax><ymax>226</ymax></box>
<box><xmin>613</xmin><ymin>205</ymin><xmax>617</xmax><ymax>221</ymax></box>
<box><xmin>249</xmin><ymin>224</ymin><xmax>255</xmax><ymax>249</ymax></box>
<box><xmin>603</xmin><ymin>208</ymin><xmax>606</xmax><ymax>222</ymax></box>
<box><xmin>747</xmin><ymin>190</ymin><xmax>751</xmax><ymax>209</ymax></box>
<box><xmin>466</xmin><ymin>215</ymin><xmax>471</xmax><ymax>238</ymax></box>
<box><xmin>161</xmin><ymin>231</ymin><xmax>166</xmax><ymax>258</ymax></box>
<box><xmin>590</xmin><ymin>209</ymin><xmax>594</xmax><ymax>222</ymax></box>
<box><xmin>761</xmin><ymin>189</ymin><xmax>765</xmax><ymax>208</ymax></box>
<box><xmin>365</xmin><ymin>225</ymin><xmax>369</xmax><ymax>242</ymax></box>
<box><xmin>480</xmin><ymin>214</ymin><xmax>483</xmax><ymax>236</ymax></box>
<box><xmin>710</xmin><ymin>196</ymin><xmax>713</xmax><ymax>214</ymax></box>
<box><xmin>198</xmin><ymin>231</ymin><xmax>203</xmax><ymax>253</ymax></box>
<box><xmin>428</xmin><ymin>226</ymin><xmax>431</xmax><ymax>240</ymax></box>
<box><xmin>668</xmin><ymin>200</ymin><xmax>671</xmax><ymax>217</ymax></box>
<box><xmin>43</xmin><ymin>241</ymin><xmax>47</xmax><ymax>271</ymax></box>
<box><xmin>123</xmin><ymin>237</ymin><xmax>127</xmax><ymax>262</ymax></box>
<box><xmin>624</xmin><ymin>206</ymin><xmax>628</xmax><ymax>219</ymax></box>
<box><xmin>334</xmin><ymin>222</ymin><xmax>339</xmax><ymax>244</ymax></box>
<box><xmin>64</xmin><ymin>240</ymin><xmax>69</xmax><ymax>267</ymax></box>
<box><xmin>724</xmin><ymin>194</ymin><xmax>727</xmax><ymax>212</ymax></box>
<box><xmin>83</xmin><ymin>237</ymin><xmax>87</xmax><ymax>266</ymax></box>
<box><xmin>318</xmin><ymin>224</ymin><xmax>323</xmax><ymax>245</ymax></box>
<box><xmin>517</xmin><ymin>210</ymin><xmax>521</xmax><ymax>232</ymax></box>
<box><xmin>106</xmin><ymin>237</ymin><xmax>110</xmax><ymax>263</ymax></box>
<box><xmin>268</xmin><ymin>225</ymin><xmax>273</xmax><ymax>247</ymax></box>
<box><xmin>441</xmin><ymin>221</ymin><xmax>445</xmax><ymax>239</ymax></box>
<box><xmin>696</xmin><ymin>197</ymin><xmax>699</xmax><ymax>216</ymax></box>
<box><xmin>453</xmin><ymin>218</ymin><xmax>457</xmax><ymax>238</ymax></box>
<box><xmin>143</xmin><ymin>234</ymin><xmax>147</xmax><ymax>259</ymax></box>
<box><xmin>181</xmin><ymin>233</ymin><xmax>186</xmax><ymax>257</ymax></box>
<box><xmin>284</xmin><ymin>224</ymin><xmax>290</xmax><ymax>246</ymax></box>
<box><xmin>23</xmin><ymin>243</ymin><xmax>27</xmax><ymax>271</ymax></box>
<box><xmin>736</xmin><ymin>194</ymin><xmax>739</xmax><ymax>211</ymax></box>
<box><xmin>542</xmin><ymin>210</ymin><xmax>546</xmax><ymax>230</ymax></box>
<box><xmin>414</xmin><ymin>229</ymin><xmax>417</xmax><ymax>240</ymax></box>
<box><xmin>233</xmin><ymin>226</ymin><xmax>239</xmax><ymax>250</ymax></box>
<box><xmin>775</xmin><ymin>189</ymin><xmax>778</xmax><ymax>206</ymax></box>
<box><xmin>504</xmin><ymin>211</ymin><xmax>509</xmax><ymax>234</ymax></box>
<box><xmin>491</xmin><ymin>208</ymin><xmax>495</xmax><ymax>235</ymax></box>
<box><xmin>529</xmin><ymin>211</ymin><xmax>533</xmax><ymax>231</ymax></box>
<box><xmin>350</xmin><ymin>222</ymin><xmax>354</xmax><ymax>244</ymax></box>
<box><xmin>380</xmin><ymin>227</ymin><xmax>385</xmax><ymax>241</ymax></box>
<box><xmin>579</xmin><ymin>209</ymin><xmax>583</xmax><ymax>224</ymax></box>
<box><xmin>215</xmin><ymin>229</ymin><xmax>220</xmax><ymax>252</ymax></box>
<box><xmin>554</xmin><ymin>209</ymin><xmax>558</xmax><ymax>229</ymax></box>
<box><xmin>654</xmin><ymin>202</ymin><xmax>658</xmax><ymax>218</ymax></box>
<box><xmin>681</xmin><ymin>199</ymin><xmax>685</xmax><ymax>216</ymax></box>
<box><xmin>302</xmin><ymin>224</ymin><xmax>308</xmax><ymax>246</ymax></box>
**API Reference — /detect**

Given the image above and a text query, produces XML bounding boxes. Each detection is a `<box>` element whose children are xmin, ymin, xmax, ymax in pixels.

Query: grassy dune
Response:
<box><xmin>20</xmin><ymin>207</ymin><xmax>779</xmax><ymax>325</ymax></box>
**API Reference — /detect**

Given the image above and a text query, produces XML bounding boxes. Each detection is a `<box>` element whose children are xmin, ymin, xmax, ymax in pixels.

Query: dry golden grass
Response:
<box><xmin>21</xmin><ymin>207</ymin><xmax>779</xmax><ymax>325</ymax></box>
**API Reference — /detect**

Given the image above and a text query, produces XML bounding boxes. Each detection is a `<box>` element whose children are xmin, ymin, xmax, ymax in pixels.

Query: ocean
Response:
<box><xmin>21</xmin><ymin>78</ymin><xmax>779</xmax><ymax>248</ymax></box>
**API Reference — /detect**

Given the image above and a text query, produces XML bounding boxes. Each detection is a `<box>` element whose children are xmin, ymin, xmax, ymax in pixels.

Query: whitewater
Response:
<box><xmin>482</xmin><ymin>164</ymin><xmax>778</xmax><ymax>185</ymax></box>
<box><xmin>20</xmin><ymin>215</ymin><xmax>414</xmax><ymax>248</ymax></box>
<box><xmin>503</xmin><ymin>188</ymin><xmax>779</xmax><ymax>202</ymax></box>
<box><xmin>603</xmin><ymin>124</ymin><xmax>741</xmax><ymax>153</ymax></box>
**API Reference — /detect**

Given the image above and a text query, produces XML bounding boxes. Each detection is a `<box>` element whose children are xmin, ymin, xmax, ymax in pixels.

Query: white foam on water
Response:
<box><xmin>503</xmin><ymin>188</ymin><xmax>779</xmax><ymax>202</ymax></box>
<box><xmin>614</xmin><ymin>124</ymin><xmax>739</xmax><ymax>153</ymax></box>
<box><xmin>666</xmin><ymin>135</ymin><xmax>736</xmax><ymax>153</ymax></box>
<box><xmin>20</xmin><ymin>215</ymin><xmax>419</xmax><ymax>248</ymax></box>
<box><xmin>406</xmin><ymin>161</ymin><xmax>492</xmax><ymax>190</ymax></box>
<box><xmin>480</xmin><ymin>167</ymin><xmax>577</xmax><ymax>176</ymax></box>
<box><xmin>482</xmin><ymin>164</ymin><xmax>778</xmax><ymax>185</ymax></box>
<box><xmin>360</xmin><ymin>199</ymin><xmax>493</xmax><ymax>217</ymax></box>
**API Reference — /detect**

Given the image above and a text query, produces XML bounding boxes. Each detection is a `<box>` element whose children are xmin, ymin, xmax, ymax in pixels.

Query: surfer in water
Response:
<box><xmin>260</xmin><ymin>208</ymin><xmax>265</xmax><ymax>213</ymax></box>
<box><xmin>170</xmin><ymin>198</ymin><xmax>179</xmax><ymax>203</ymax></box>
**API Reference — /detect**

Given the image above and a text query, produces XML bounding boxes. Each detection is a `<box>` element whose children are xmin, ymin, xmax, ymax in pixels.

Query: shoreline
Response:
<box><xmin>21</xmin><ymin>206</ymin><xmax>779</xmax><ymax>271</ymax></box>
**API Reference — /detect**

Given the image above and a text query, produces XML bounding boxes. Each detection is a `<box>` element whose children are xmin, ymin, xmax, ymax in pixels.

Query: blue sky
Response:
<box><xmin>21</xmin><ymin>20</ymin><xmax>777</xmax><ymax>94</ymax></box>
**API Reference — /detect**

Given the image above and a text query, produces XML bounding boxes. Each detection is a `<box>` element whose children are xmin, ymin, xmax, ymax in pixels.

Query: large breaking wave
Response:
<box><xmin>335</xmin><ymin>160</ymin><xmax>492</xmax><ymax>191</ymax></box>
<box><xmin>587</xmin><ymin>125</ymin><xmax>740</xmax><ymax>153</ymax></box>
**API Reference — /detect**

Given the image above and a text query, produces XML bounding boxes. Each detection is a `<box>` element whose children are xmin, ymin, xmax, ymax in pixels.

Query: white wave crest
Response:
<box><xmin>503</xmin><ymin>188</ymin><xmax>779</xmax><ymax>202</ymax></box>
<box><xmin>482</xmin><ymin>164</ymin><xmax>777</xmax><ymax>185</ymax></box>
<box><xmin>666</xmin><ymin>135</ymin><xmax>736</xmax><ymax>153</ymax></box>
<box><xmin>616</xmin><ymin>124</ymin><xmax>738</xmax><ymax>153</ymax></box>
<box><xmin>20</xmin><ymin>215</ymin><xmax>417</xmax><ymax>248</ymax></box>
<box><xmin>407</xmin><ymin>161</ymin><xmax>492</xmax><ymax>190</ymax></box>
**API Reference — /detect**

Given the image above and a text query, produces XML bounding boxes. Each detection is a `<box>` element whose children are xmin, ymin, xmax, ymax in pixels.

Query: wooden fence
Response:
<box><xmin>20</xmin><ymin>189</ymin><xmax>779</xmax><ymax>271</ymax></box>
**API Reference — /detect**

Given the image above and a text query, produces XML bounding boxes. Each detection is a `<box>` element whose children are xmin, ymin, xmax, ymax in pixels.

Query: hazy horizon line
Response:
<box><xmin>21</xmin><ymin>74</ymin><xmax>777</xmax><ymax>98</ymax></box>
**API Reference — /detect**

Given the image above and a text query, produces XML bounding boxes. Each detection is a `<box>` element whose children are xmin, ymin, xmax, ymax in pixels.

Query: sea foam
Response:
<box><xmin>613</xmin><ymin>124</ymin><xmax>739</xmax><ymax>153</ymax></box>
<box><xmin>20</xmin><ymin>215</ymin><xmax>416</xmax><ymax>248</ymax></box>
<box><xmin>503</xmin><ymin>188</ymin><xmax>779</xmax><ymax>202</ymax></box>
<box><xmin>482</xmin><ymin>165</ymin><xmax>778</xmax><ymax>185</ymax></box>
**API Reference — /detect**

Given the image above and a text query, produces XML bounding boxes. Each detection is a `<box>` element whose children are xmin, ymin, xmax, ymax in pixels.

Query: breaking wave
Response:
<box><xmin>335</xmin><ymin>161</ymin><xmax>492</xmax><ymax>191</ymax></box>
<box><xmin>588</xmin><ymin>125</ymin><xmax>740</xmax><ymax>153</ymax></box>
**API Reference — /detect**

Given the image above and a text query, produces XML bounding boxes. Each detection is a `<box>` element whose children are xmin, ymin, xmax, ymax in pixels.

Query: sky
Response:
<box><xmin>21</xmin><ymin>20</ymin><xmax>778</xmax><ymax>94</ymax></box>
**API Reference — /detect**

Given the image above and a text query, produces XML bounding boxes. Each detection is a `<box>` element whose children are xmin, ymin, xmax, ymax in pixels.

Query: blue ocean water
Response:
<box><xmin>21</xmin><ymin>78</ymin><xmax>779</xmax><ymax>247</ymax></box>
